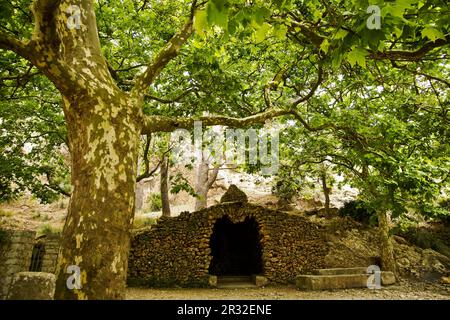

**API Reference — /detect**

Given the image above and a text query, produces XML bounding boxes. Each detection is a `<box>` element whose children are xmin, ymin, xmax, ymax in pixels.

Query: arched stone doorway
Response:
<box><xmin>29</xmin><ymin>240</ymin><xmax>45</xmax><ymax>272</ymax></box>
<box><xmin>209</xmin><ymin>215</ymin><xmax>263</xmax><ymax>276</ymax></box>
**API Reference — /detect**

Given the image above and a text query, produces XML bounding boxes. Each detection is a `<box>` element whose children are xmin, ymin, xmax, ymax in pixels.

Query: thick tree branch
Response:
<box><xmin>0</xmin><ymin>31</ymin><xmax>34</xmax><ymax>61</ymax></box>
<box><xmin>0</xmin><ymin>0</ymin><xmax>93</xmax><ymax>95</ymax></box>
<box><xmin>143</xmin><ymin>108</ymin><xmax>290</xmax><ymax>133</ymax></box>
<box><xmin>131</xmin><ymin>1</ymin><xmax>198</xmax><ymax>99</ymax></box>
<box><xmin>290</xmin><ymin>65</ymin><xmax>323</xmax><ymax>107</ymax></box>
<box><xmin>145</xmin><ymin>88</ymin><xmax>198</xmax><ymax>104</ymax></box>
<box><xmin>368</xmin><ymin>35</ymin><xmax>450</xmax><ymax>61</ymax></box>
<box><xmin>287</xmin><ymin>12</ymin><xmax>450</xmax><ymax>62</ymax></box>
<box><xmin>31</xmin><ymin>0</ymin><xmax>63</xmax><ymax>51</ymax></box>
<box><xmin>392</xmin><ymin>62</ymin><xmax>450</xmax><ymax>88</ymax></box>
<box><xmin>142</xmin><ymin>107</ymin><xmax>334</xmax><ymax>134</ymax></box>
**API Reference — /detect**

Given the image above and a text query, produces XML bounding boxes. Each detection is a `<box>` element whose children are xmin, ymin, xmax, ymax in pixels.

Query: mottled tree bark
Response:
<box><xmin>377</xmin><ymin>209</ymin><xmax>398</xmax><ymax>277</ymax></box>
<box><xmin>194</xmin><ymin>156</ymin><xmax>220</xmax><ymax>211</ymax></box>
<box><xmin>54</xmin><ymin>90</ymin><xmax>141</xmax><ymax>299</ymax></box>
<box><xmin>0</xmin><ymin>0</ymin><xmax>195</xmax><ymax>299</ymax></box>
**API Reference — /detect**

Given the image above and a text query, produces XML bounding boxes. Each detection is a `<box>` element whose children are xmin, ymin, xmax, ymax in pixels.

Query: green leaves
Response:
<box><xmin>273</xmin><ymin>24</ymin><xmax>288</xmax><ymax>40</ymax></box>
<box><xmin>347</xmin><ymin>47</ymin><xmax>369</xmax><ymax>68</ymax></box>
<box><xmin>253</xmin><ymin>7</ymin><xmax>271</xmax><ymax>25</ymax></box>
<box><xmin>254</xmin><ymin>23</ymin><xmax>271</xmax><ymax>43</ymax></box>
<box><xmin>320</xmin><ymin>39</ymin><xmax>330</xmax><ymax>53</ymax></box>
<box><xmin>194</xmin><ymin>10</ymin><xmax>208</xmax><ymax>37</ymax></box>
<box><xmin>207</xmin><ymin>0</ymin><xmax>229</xmax><ymax>30</ymax></box>
<box><xmin>421</xmin><ymin>27</ymin><xmax>445</xmax><ymax>42</ymax></box>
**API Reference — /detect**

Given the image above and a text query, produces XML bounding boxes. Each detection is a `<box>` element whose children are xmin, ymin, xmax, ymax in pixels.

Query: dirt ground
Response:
<box><xmin>126</xmin><ymin>279</ymin><xmax>450</xmax><ymax>300</ymax></box>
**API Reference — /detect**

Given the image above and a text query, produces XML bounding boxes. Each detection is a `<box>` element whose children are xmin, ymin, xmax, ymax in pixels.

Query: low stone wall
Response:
<box><xmin>0</xmin><ymin>230</ymin><xmax>35</xmax><ymax>299</ymax></box>
<box><xmin>0</xmin><ymin>229</ymin><xmax>60</xmax><ymax>299</ymax></box>
<box><xmin>128</xmin><ymin>202</ymin><xmax>329</xmax><ymax>287</ymax></box>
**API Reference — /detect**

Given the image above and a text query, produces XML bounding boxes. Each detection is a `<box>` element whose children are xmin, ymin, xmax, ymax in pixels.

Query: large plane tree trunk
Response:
<box><xmin>0</xmin><ymin>0</ymin><xmax>194</xmax><ymax>299</ymax></box>
<box><xmin>54</xmin><ymin>92</ymin><xmax>141</xmax><ymax>299</ymax></box>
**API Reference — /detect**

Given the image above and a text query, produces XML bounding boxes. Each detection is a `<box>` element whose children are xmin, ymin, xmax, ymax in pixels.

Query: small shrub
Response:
<box><xmin>40</xmin><ymin>213</ymin><xmax>51</xmax><ymax>221</ymax></box>
<box><xmin>0</xmin><ymin>209</ymin><xmax>12</xmax><ymax>218</ymax></box>
<box><xmin>0</xmin><ymin>229</ymin><xmax>8</xmax><ymax>245</ymax></box>
<box><xmin>438</xmin><ymin>198</ymin><xmax>450</xmax><ymax>211</ymax></box>
<box><xmin>272</xmin><ymin>176</ymin><xmax>302</xmax><ymax>203</ymax></box>
<box><xmin>37</xmin><ymin>223</ymin><xmax>61</xmax><ymax>237</ymax></box>
<box><xmin>437</xmin><ymin>198</ymin><xmax>450</xmax><ymax>225</ymax></box>
<box><xmin>133</xmin><ymin>217</ymin><xmax>157</xmax><ymax>229</ymax></box>
<box><xmin>31</xmin><ymin>212</ymin><xmax>41</xmax><ymax>220</ymax></box>
<box><xmin>338</xmin><ymin>200</ymin><xmax>377</xmax><ymax>226</ymax></box>
<box><xmin>147</xmin><ymin>193</ymin><xmax>162</xmax><ymax>211</ymax></box>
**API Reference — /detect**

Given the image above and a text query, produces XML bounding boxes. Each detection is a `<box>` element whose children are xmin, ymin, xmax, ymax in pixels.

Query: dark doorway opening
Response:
<box><xmin>209</xmin><ymin>216</ymin><xmax>263</xmax><ymax>276</ymax></box>
<box><xmin>29</xmin><ymin>241</ymin><xmax>45</xmax><ymax>272</ymax></box>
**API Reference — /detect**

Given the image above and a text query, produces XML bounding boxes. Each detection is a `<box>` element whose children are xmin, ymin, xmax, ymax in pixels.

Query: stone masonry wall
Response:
<box><xmin>40</xmin><ymin>234</ymin><xmax>60</xmax><ymax>274</ymax></box>
<box><xmin>128</xmin><ymin>203</ymin><xmax>329</xmax><ymax>287</ymax></box>
<box><xmin>0</xmin><ymin>230</ymin><xmax>35</xmax><ymax>299</ymax></box>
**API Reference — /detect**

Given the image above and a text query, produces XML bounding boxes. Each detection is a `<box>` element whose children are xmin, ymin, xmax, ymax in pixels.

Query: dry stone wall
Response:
<box><xmin>128</xmin><ymin>202</ymin><xmax>329</xmax><ymax>287</ymax></box>
<box><xmin>0</xmin><ymin>230</ymin><xmax>60</xmax><ymax>299</ymax></box>
<box><xmin>0</xmin><ymin>230</ymin><xmax>35</xmax><ymax>299</ymax></box>
<box><xmin>41</xmin><ymin>234</ymin><xmax>60</xmax><ymax>273</ymax></box>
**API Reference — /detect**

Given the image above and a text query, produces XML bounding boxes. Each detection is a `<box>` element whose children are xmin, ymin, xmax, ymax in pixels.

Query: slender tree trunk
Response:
<box><xmin>194</xmin><ymin>157</ymin><xmax>219</xmax><ymax>211</ymax></box>
<box><xmin>135</xmin><ymin>182</ymin><xmax>144</xmax><ymax>213</ymax></box>
<box><xmin>320</xmin><ymin>173</ymin><xmax>330</xmax><ymax>213</ymax></box>
<box><xmin>135</xmin><ymin>159</ymin><xmax>144</xmax><ymax>213</ymax></box>
<box><xmin>377</xmin><ymin>209</ymin><xmax>398</xmax><ymax>277</ymax></box>
<box><xmin>160</xmin><ymin>156</ymin><xmax>171</xmax><ymax>217</ymax></box>
<box><xmin>54</xmin><ymin>93</ymin><xmax>141</xmax><ymax>300</ymax></box>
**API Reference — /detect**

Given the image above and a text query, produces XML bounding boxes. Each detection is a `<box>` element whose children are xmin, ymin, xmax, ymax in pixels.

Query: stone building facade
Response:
<box><xmin>128</xmin><ymin>202</ymin><xmax>329</xmax><ymax>287</ymax></box>
<box><xmin>0</xmin><ymin>230</ymin><xmax>59</xmax><ymax>299</ymax></box>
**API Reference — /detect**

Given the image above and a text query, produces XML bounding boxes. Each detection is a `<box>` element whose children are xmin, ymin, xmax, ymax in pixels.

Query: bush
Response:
<box><xmin>133</xmin><ymin>217</ymin><xmax>158</xmax><ymax>229</ymax></box>
<box><xmin>147</xmin><ymin>193</ymin><xmax>162</xmax><ymax>211</ymax></box>
<box><xmin>0</xmin><ymin>228</ymin><xmax>8</xmax><ymax>245</ymax></box>
<box><xmin>272</xmin><ymin>170</ymin><xmax>302</xmax><ymax>203</ymax></box>
<box><xmin>0</xmin><ymin>209</ymin><xmax>12</xmax><ymax>218</ymax></box>
<box><xmin>437</xmin><ymin>198</ymin><xmax>450</xmax><ymax>225</ymax></box>
<box><xmin>37</xmin><ymin>223</ymin><xmax>61</xmax><ymax>237</ymax></box>
<box><xmin>338</xmin><ymin>200</ymin><xmax>377</xmax><ymax>226</ymax></box>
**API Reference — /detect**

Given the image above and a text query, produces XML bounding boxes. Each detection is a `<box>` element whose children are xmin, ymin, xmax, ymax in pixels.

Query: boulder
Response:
<box><xmin>381</xmin><ymin>271</ymin><xmax>396</xmax><ymax>286</ymax></box>
<box><xmin>208</xmin><ymin>275</ymin><xmax>218</xmax><ymax>287</ymax></box>
<box><xmin>7</xmin><ymin>272</ymin><xmax>56</xmax><ymax>300</ymax></box>
<box><xmin>252</xmin><ymin>275</ymin><xmax>268</xmax><ymax>287</ymax></box>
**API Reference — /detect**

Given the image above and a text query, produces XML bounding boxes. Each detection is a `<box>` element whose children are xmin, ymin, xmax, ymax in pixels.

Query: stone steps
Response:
<box><xmin>217</xmin><ymin>282</ymin><xmax>258</xmax><ymax>289</ymax></box>
<box><xmin>312</xmin><ymin>267</ymin><xmax>368</xmax><ymax>276</ymax></box>
<box><xmin>218</xmin><ymin>276</ymin><xmax>253</xmax><ymax>283</ymax></box>
<box><xmin>296</xmin><ymin>267</ymin><xmax>396</xmax><ymax>291</ymax></box>
<box><xmin>217</xmin><ymin>276</ymin><xmax>257</xmax><ymax>289</ymax></box>
<box><xmin>296</xmin><ymin>274</ymin><xmax>369</xmax><ymax>291</ymax></box>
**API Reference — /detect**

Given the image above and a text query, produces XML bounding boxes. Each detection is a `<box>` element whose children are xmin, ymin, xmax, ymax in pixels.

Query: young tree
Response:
<box><xmin>160</xmin><ymin>154</ymin><xmax>171</xmax><ymax>217</ymax></box>
<box><xmin>194</xmin><ymin>153</ymin><xmax>220</xmax><ymax>211</ymax></box>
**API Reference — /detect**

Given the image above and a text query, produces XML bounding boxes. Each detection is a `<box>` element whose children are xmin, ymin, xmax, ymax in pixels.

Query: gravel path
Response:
<box><xmin>126</xmin><ymin>281</ymin><xmax>450</xmax><ymax>300</ymax></box>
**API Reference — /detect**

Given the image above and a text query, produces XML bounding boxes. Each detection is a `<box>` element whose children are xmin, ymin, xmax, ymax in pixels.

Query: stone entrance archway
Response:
<box><xmin>208</xmin><ymin>215</ymin><xmax>263</xmax><ymax>276</ymax></box>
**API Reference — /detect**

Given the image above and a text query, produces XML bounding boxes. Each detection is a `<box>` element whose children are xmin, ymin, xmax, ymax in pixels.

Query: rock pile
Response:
<box><xmin>220</xmin><ymin>184</ymin><xmax>248</xmax><ymax>203</ymax></box>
